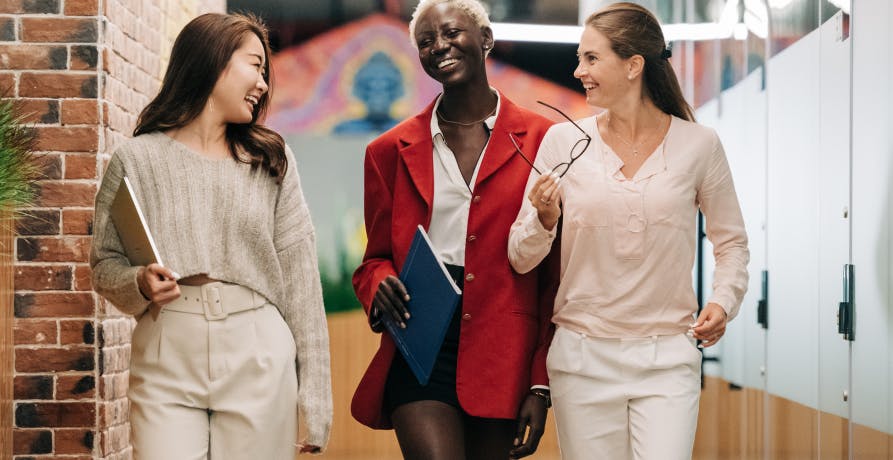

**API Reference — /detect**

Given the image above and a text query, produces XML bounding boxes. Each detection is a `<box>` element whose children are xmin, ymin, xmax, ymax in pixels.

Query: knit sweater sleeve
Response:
<box><xmin>274</xmin><ymin>146</ymin><xmax>333</xmax><ymax>449</ymax></box>
<box><xmin>90</xmin><ymin>151</ymin><xmax>152</xmax><ymax>317</ymax></box>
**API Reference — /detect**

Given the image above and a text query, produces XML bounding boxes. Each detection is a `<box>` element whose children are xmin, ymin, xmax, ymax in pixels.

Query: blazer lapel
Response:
<box><xmin>474</xmin><ymin>94</ymin><xmax>529</xmax><ymax>187</ymax></box>
<box><xmin>397</xmin><ymin>100</ymin><xmax>437</xmax><ymax>209</ymax></box>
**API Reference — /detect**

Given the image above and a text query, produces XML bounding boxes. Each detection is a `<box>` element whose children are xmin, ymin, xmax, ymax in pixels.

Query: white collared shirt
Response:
<box><xmin>427</xmin><ymin>92</ymin><xmax>501</xmax><ymax>266</ymax></box>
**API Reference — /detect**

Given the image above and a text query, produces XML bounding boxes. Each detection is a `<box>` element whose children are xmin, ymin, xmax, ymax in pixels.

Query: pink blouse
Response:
<box><xmin>508</xmin><ymin>115</ymin><xmax>749</xmax><ymax>338</ymax></box>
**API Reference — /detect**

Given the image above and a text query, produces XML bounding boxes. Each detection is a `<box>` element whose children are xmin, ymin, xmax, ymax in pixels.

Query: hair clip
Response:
<box><xmin>660</xmin><ymin>47</ymin><xmax>672</xmax><ymax>60</ymax></box>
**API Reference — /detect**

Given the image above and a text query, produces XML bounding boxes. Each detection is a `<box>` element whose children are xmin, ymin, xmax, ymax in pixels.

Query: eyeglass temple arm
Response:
<box><xmin>509</xmin><ymin>133</ymin><xmax>542</xmax><ymax>175</ymax></box>
<box><xmin>536</xmin><ymin>100</ymin><xmax>592</xmax><ymax>140</ymax></box>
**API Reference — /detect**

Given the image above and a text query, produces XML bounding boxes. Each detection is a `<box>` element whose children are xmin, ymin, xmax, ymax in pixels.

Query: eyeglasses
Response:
<box><xmin>509</xmin><ymin>100</ymin><xmax>592</xmax><ymax>178</ymax></box>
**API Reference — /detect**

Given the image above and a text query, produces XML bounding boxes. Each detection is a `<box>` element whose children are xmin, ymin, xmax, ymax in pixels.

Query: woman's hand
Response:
<box><xmin>528</xmin><ymin>171</ymin><xmax>562</xmax><ymax>231</ymax></box>
<box><xmin>509</xmin><ymin>393</ymin><xmax>548</xmax><ymax>459</ymax></box>
<box><xmin>297</xmin><ymin>443</ymin><xmax>321</xmax><ymax>454</ymax></box>
<box><xmin>370</xmin><ymin>275</ymin><xmax>410</xmax><ymax>331</ymax></box>
<box><xmin>690</xmin><ymin>303</ymin><xmax>727</xmax><ymax>348</ymax></box>
<box><xmin>136</xmin><ymin>263</ymin><xmax>180</xmax><ymax>306</ymax></box>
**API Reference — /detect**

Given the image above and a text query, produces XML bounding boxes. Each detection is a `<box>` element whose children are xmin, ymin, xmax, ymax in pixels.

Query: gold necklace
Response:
<box><xmin>606</xmin><ymin>113</ymin><xmax>665</xmax><ymax>157</ymax></box>
<box><xmin>436</xmin><ymin>105</ymin><xmax>497</xmax><ymax>127</ymax></box>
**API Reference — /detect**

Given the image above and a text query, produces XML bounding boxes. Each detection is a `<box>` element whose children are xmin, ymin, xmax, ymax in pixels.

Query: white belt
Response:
<box><xmin>165</xmin><ymin>282</ymin><xmax>267</xmax><ymax>321</ymax></box>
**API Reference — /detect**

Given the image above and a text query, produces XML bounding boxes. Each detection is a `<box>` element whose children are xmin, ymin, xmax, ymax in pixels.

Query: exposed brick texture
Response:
<box><xmin>14</xmin><ymin>375</ymin><xmax>53</xmax><ymax>400</ymax></box>
<box><xmin>61</xmin><ymin>99</ymin><xmax>99</xmax><ymax>125</ymax></box>
<box><xmin>64</xmin><ymin>154</ymin><xmax>98</xmax><ymax>179</ymax></box>
<box><xmin>65</xmin><ymin>0</ymin><xmax>99</xmax><ymax>16</ymax></box>
<box><xmin>13</xmin><ymin>428</ymin><xmax>53</xmax><ymax>455</ymax></box>
<box><xmin>15</xmin><ymin>402</ymin><xmax>95</xmax><ymax>427</ymax></box>
<box><xmin>15</xmin><ymin>347</ymin><xmax>94</xmax><ymax>373</ymax></box>
<box><xmin>61</xmin><ymin>209</ymin><xmax>93</xmax><ymax>236</ymax></box>
<box><xmin>56</xmin><ymin>374</ymin><xmax>96</xmax><ymax>399</ymax></box>
<box><xmin>59</xmin><ymin>320</ymin><xmax>94</xmax><ymax>346</ymax></box>
<box><xmin>20</xmin><ymin>73</ymin><xmax>97</xmax><ymax>99</ymax></box>
<box><xmin>35</xmin><ymin>181</ymin><xmax>97</xmax><ymax>206</ymax></box>
<box><xmin>0</xmin><ymin>0</ymin><xmax>61</xmax><ymax>15</ymax></box>
<box><xmin>16</xmin><ymin>236</ymin><xmax>92</xmax><ymax>263</ymax></box>
<box><xmin>12</xmin><ymin>98</ymin><xmax>60</xmax><ymax>124</ymax></box>
<box><xmin>14</xmin><ymin>292</ymin><xmax>94</xmax><ymax>318</ymax></box>
<box><xmin>15</xmin><ymin>210</ymin><xmax>60</xmax><ymax>236</ymax></box>
<box><xmin>14</xmin><ymin>265</ymin><xmax>73</xmax><ymax>291</ymax></box>
<box><xmin>13</xmin><ymin>319</ymin><xmax>57</xmax><ymax>346</ymax></box>
<box><xmin>56</xmin><ymin>428</ymin><xmax>95</xmax><ymax>454</ymax></box>
<box><xmin>73</xmin><ymin>264</ymin><xmax>92</xmax><ymax>291</ymax></box>
<box><xmin>0</xmin><ymin>44</ymin><xmax>67</xmax><ymax>70</ymax></box>
<box><xmin>21</xmin><ymin>18</ymin><xmax>98</xmax><ymax>43</ymax></box>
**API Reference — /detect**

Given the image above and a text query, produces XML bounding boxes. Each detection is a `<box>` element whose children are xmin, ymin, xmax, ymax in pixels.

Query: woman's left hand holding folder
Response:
<box><xmin>137</xmin><ymin>263</ymin><xmax>181</xmax><ymax>306</ymax></box>
<box><xmin>370</xmin><ymin>275</ymin><xmax>410</xmax><ymax>331</ymax></box>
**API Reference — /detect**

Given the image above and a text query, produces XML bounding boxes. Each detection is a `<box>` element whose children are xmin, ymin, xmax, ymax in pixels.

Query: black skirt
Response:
<box><xmin>385</xmin><ymin>264</ymin><xmax>464</xmax><ymax>412</ymax></box>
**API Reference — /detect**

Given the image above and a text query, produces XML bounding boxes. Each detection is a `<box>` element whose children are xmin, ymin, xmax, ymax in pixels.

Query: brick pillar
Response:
<box><xmin>6</xmin><ymin>0</ymin><xmax>224</xmax><ymax>458</ymax></box>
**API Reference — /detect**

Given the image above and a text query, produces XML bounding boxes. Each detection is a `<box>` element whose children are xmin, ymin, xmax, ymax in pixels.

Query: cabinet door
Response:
<box><xmin>698</xmin><ymin>64</ymin><xmax>769</xmax><ymax>459</ymax></box>
<box><xmin>850</xmin><ymin>1</ymin><xmax>892</xmax><ymax>459</ymax></box>
<box><xmin>765</xmin><ymin>27</ymin><xmax>822</xmax><ymax>460</ymax></box>
<box><xmin>816</xmin><ymin>8</ymin><xmax>853</xmax><ymax>460</ymax></box>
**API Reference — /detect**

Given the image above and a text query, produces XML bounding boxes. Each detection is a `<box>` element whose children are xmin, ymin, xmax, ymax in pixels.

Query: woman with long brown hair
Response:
<box><xmin>508</xmin><ymin>3</ymin><xmax>748</xmax><ymax>458</ymax></box>
<box><xmin>90</xmin><ymin>13</ymin><xmax>331</xmax><ymax>458</ymax></box>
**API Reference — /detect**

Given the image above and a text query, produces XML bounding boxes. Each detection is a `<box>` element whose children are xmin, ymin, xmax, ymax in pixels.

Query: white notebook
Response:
<box><xmin>109</xmin><ymin>176</ymin><xmax>165</xmax><ymax>268</ymax></box>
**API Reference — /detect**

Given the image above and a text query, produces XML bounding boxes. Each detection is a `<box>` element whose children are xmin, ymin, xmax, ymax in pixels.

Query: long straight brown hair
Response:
<box><xmin>134</xmin><ymin>13</ymin><xmax>288</xmax><ymax>183</ymax></box>
<box><xmin>586</xmin><ymin>2</ymin><xmax>695</xmax><ymax>122</ymax></box>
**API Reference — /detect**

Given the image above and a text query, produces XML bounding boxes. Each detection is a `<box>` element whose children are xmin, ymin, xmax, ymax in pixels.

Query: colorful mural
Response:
<box><xmin>267</xmin><ymin>14</ymin><xmax>591</xmax><ymax>313</ymax></box>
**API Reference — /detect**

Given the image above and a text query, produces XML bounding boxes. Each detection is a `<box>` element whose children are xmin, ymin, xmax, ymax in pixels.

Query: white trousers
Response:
<box><xmin>547</xmin><ymin>327</ymin><xmax>702</xmax><ymax>460</ymax></box>
<box><xmin>129</xmin><ymin>302</ymin><xmax>298</xmax><ymax>460</ymax></box>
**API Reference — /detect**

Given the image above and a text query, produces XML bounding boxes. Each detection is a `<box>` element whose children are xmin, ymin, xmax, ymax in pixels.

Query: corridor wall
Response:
<box><xmin>696</xmin><ymin>1</ymin><xmax>892</xmax><ymax>458</ymax></box>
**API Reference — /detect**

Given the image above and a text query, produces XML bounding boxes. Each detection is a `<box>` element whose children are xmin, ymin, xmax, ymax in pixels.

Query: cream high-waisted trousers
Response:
<box><xmin>128</xmin><ymin>282</ymin><xmax>297</xmax><ymax>460</ymax></box>
<box><xmin>547</xmin><ymin>326</ymin><xmax>702</xmax><ymax>460</ymax></box>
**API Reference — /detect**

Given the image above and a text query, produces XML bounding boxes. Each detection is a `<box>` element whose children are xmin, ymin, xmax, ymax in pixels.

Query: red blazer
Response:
<box><xmin>351</xmin><ymin>93</ymin><xmax>560</xmax><ymax>429</ymax></box>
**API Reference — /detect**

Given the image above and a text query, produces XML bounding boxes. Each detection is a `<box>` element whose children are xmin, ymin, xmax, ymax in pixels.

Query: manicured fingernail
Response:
<box><xmin>697</xmin><ymin>344</ymin><xmax>705</xmax><ymax>349</ymax></box>
<box><xmin>404</xmin><ymin>313</ymin><xmax>410</xmax><ymax>319</ymax></box>
<box><xmin>513</xmin><ymin>438</ymin><xmax>520</xmax><ymax>446</ymax></box>
<box><xmin>400</xmin><ymin>322</ymin><xmax>406</xmax><ymax>329</ymax></box>
<box><xmin>405</xmin><ymin>295</ymin><xmax>411</xmax><ymax>301</ymax></box>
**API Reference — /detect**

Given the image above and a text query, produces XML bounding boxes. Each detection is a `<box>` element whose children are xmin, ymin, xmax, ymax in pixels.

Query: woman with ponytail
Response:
<box><xmin>91</xmin><ymin>13</ymin><xmax>331</xmax><ymax>458</ymax></box>
<box><xmin>508</xmin><ymin>3</ymin><xmax>748</xmax><ymax>458</ymax></box>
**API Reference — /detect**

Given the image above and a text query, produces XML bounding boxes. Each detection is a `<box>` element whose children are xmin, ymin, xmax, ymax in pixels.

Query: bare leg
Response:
<box><xmin>465</xmin><ymin>415</ymin><xmax>515</xmax><ymax>460</ymax></box>
<box><xmin>391</xmin><ymin>400</ymin><xmax>466</xmax><ymax>460</ymax></box>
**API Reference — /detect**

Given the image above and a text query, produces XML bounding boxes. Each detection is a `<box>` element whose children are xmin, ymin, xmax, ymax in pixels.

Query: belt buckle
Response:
<box><xmin>201</xmin><ymin>284</ymin><xmax>228</xmax><ymax>321</ymax></box>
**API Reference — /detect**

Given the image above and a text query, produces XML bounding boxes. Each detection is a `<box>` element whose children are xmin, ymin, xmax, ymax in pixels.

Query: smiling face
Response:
<box><xmin>413</xmin><ymin>3</ymin><xmax>493</xmax><ymax>88</ymax></box>
<box><xmin>207</xmin><ymin>33</ymin><xmax>269</xmax><ymax>124</ymax></box>
<box><xmin>573</xmin><ymin>25</ymin><xmax>633</xmax><ymax>109</ymax></box>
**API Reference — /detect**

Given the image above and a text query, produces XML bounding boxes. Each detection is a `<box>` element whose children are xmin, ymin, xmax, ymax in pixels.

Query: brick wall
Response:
<box><xmin>6</xmin><ymin>0</ymin><xmax>224</xmax><ymax>458</ymax></box>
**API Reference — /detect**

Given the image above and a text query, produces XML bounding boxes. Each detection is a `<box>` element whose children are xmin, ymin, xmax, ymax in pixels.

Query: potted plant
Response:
<box><xmin>0</xmin><ymin>97</ymin><xmax>39</xmax><ymax>458</ymax></box>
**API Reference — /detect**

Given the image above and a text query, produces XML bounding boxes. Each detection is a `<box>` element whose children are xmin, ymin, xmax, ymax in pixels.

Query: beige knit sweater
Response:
<box><xmin>90</xmin><ymin>131</ymin><xmax>332</xmax><ymax>448</ymax></box>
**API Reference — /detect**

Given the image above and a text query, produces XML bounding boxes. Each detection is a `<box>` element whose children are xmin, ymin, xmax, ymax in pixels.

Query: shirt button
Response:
<box><xmin>467</xmin><ymin>235</ymin><xmax>476</xmax><ymax>242</ymax></box>
<box><xmin>472</xmin><ymin>195</ymin><xmax>481</xmax><ymax>203</ymax></box>
<box><xmin>465</xmin><ymin>273</ymin><xmax>475</xmax><ymax>282</ymax></box>
<box><xmin>462</xmin><ymin>313</ymin><xmax>472</xmax><ymax>321</ymax></box>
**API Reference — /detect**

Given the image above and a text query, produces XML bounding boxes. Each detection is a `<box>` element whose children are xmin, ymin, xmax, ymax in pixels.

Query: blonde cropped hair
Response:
<box><xmin>408</xmin><ymin>0</ymin><xmax>492</xmax><ymax>50</ymax></box>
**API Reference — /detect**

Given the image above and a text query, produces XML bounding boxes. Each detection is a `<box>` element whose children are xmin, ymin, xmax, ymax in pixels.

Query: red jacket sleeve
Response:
<box><xmin>352</xmin><ymin>144</ymin><xmax>398</xmax><ymax>322</ymax></box>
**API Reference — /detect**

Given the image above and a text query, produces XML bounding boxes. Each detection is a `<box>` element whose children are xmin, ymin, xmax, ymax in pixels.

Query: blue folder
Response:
<box><xmin>383</xmin><ymin>225</ymin><xmax>462</xmax><ymax>385</ymax></box>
